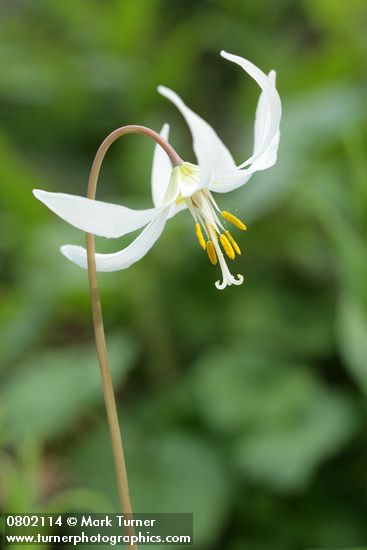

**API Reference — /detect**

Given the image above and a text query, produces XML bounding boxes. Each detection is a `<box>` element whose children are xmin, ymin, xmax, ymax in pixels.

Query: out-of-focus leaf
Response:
<box><xmin>283</xmin><ymin>84</ymin><xmax>365</xmax><ymax>153</ymax></box>
<box><xmin>0</xmin><ymin>132</ymin><xmax>44</xmax><ymax>223</ymax></box>
<box><xmin>301</xmin><ymin>167</ymin><xmax>367</xmax><ymax>306</ymax></box>
<box><xmin>228</xmin><ymin>538</ymin><xmax>285</xmax><ymax>550</ymax></box>
<box><xmin>45</xmin><ymin>489</ymin><xmax>113</xmax><ymax>514</ymax></box>
<box><xmin>71</xmin><ymin>424</ymin><xmax>231</xmax><ymax>548</ymax></box>
<box><xmin>337</xmin><ymin>294</ymin><xmax>367</xmax><ymax>395</ymax></box>
<box><xmin>1</xmin><ymin>334</ymin><xmax>136</xmax><ymax>443</ymax></box>
<box><xmin>235</xmin><ymin>390</ymin><xmax>356</xmax><ymax>491</ymax></box>
<box><xmin>228</xmin><ymin>284</ymin><xmax>334</xmax><ymax>359</ymax></box>
<box><xmin>193</xmin><ymin>349</ymin><xmax>358</xmax><ymax>491</ymax></box>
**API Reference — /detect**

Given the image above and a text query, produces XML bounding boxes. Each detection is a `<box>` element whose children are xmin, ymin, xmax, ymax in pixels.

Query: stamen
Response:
<box><xmin>226</xmin><ymin>231</ymin><xmax>241</xmax><ymax>255</ymax></box>
<box><xmin>220</xmin><ymin>234</ymin><xmax>235</xmax><ymax>260</ymax></box>
<box><xmin>187</xmin><ymin>188</ymin><xmax>245</xmax><ymax>288</ymax></box>
<box><xmin>205</xmin><ymin>190</ymin><xmax>221</xmax><ymax>212</ymax></box>
<box><xmin>195</xmin><ymin>223</ymin><xmax>206</xmax><ymax>250</ymax></box>
<box><xmin>206</xmin><ymin>240</ymin><xmax>217</xmax><ymax>265</ymax></box>
<box><xmin>221</xmin><ymin>211</ymin><xmax>247</xmax><ymax>231</ymax></box>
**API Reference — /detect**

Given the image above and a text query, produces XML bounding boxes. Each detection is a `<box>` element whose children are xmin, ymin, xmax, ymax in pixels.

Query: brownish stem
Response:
<box><xmin>85</xmin><ymin>126</ymin><xmax>182</xmax><ymax>550</ymax></box>
<box><xmin>87</xmin><ymin>125</ymin><xmax>183</xmax><ymax>199</ymax></box>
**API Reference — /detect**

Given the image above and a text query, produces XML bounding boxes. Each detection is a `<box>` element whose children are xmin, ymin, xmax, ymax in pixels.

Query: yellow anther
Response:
<box><xmin>220</xmin><ymin>233</ymin><xmax>235</xmax><ymax>260</ymax></box>
<box><xmin>206</xmin><ymin>240</ymin><xmax>217</xmax><ymax>265</ymax></box>
<box><xmin>221</xmin><ymin>210</ymin><xmax>247</xmax><ymax>231</ymax></box>
<box><xmin>226</xmin><ymin>231</ymin><xmax>241</xmax><ymax>255</ymax></box>
<box><xmin>195</xmin><ymin>223</ymin><xmax>206</xmax><ymax>250</ymax></box>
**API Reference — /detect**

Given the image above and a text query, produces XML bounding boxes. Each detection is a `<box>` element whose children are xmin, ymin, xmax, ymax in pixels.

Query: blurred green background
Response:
<box><xmin>1</xmin><ymin>1</ymin><xmax>367</xmax><ymax>549</ymax></box>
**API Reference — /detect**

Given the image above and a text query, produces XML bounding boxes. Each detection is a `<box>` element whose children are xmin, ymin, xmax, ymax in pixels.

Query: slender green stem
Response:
<box><xmin>85</xmin><ymin>126</ymin><xmax>182</xmax><ymax>550</ymax></box>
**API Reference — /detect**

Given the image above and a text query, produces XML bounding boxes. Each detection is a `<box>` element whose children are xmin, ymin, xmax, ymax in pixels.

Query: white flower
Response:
<box><xmin>33</xmin><ymin>51</ymin><xmax>281</xmax><ymax>289</ymax></box>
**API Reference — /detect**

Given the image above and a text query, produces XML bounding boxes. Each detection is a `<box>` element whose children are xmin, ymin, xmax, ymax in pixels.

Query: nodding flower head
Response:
<box><xmin>33</xmin><ymin>50</ymin><xmax>281</xmax><ymax>289</ymax></box>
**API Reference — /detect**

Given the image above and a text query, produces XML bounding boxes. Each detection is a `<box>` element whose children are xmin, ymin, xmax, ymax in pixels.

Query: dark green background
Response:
<box><xmin>1</xmin><ymin>1</ymin><xmax>367</xmax><ymax>549</ymax></box>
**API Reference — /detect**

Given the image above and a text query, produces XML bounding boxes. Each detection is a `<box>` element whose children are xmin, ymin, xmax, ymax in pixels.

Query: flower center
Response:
<box><xmin>184</xmin><ymin>188</ymin><xmax>247</xmax><ymax>290</ymax></box>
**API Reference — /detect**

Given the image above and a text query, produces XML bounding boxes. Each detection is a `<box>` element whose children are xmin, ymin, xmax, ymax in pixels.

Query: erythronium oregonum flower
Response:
<box><xmin>33</xmin><ymin>51</ymin><xmax>281</xmax><ymax>289</ymax></box>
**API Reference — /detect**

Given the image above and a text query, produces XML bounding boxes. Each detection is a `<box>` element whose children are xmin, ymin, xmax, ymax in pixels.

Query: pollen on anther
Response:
<box><xmin>206</xmin><ymin>240</ymin><xmax>217</xmax><ymax>265</ymax></box>
<box><xmin>221</xmin><ymin>210</ymin><xmax>247</xmax><ymax>231</ymax></box>
<box><xmin>195</xmin><ymin>223</ymin><xmax>206</xmax><ymax>250</ymax></box>
<box><xmin>220</xmin><ymin>233</ymin><xmax>235</xmax><ymax>260</ymax></box>
<box><xmin>226</xmin><ymin>231</ymin><xmax>241</xmax><ymax>255</ymax></box>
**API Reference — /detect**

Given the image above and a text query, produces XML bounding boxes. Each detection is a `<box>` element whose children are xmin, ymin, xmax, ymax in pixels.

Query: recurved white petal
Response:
<box><xmin>221</xmin><ymin>51</ymin><xmax>282</xmax><ymax>168</ymax></box>
<box><xmin>158</xmin><ymin>85</ymin><xmax>236</xmax><ymax>187</ymax></box>
<box><xmin>150</xmin><ymin>162</ymin><xmax>187</xmax><ymax>220</ymax></box>
<box><xmin>151</xmin><ymin>123</ymin><xmax>173</xmax><ymax>207</ymax></box>
<box><xmin>208</xmin><ymin>52</ymin><xmax>281</xmax><ymax>193</ymax></box>
<box><xmin>60</xmin><ymin>209</ymin><xmax>168</xmax><ymax>272</ymax></box>
<box><xmin>33</xmin><ymin>189</ymin><xmax>161</xmax><ymax>238</ymax></box>
<box><xmin>167</xmin><ymin>199</ymin><xmax>187</xmax><ymax>219</ymax></box>
<box><xmin>249</xmin><ymin>129</ymin><xmax>280</xmax><ymax>172</ymax></box>
<box><xmin>210</xmin><ymin>131</ymin><xmax>280</xmax><ymax>193</ymax></box>
<box><xmin>209</xmin><ymin>170</ymin><xmax>252</xmax><ymax>194</ymax></box>
<box><xmin>220</xmin><ymin>51</ymin><xmax>281</xmax><ymax>169</ymax></box>
<box><xmin>254</xmin><ymin>70</ymin><xmax>276</xmax><ymax>154</ymax></box>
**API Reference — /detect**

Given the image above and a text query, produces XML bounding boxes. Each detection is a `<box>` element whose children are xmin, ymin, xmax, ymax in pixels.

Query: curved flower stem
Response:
<box><xmin>85</xmin><ymin>126</ymin><xmax>182</xmax><ymax>550</ymax></box>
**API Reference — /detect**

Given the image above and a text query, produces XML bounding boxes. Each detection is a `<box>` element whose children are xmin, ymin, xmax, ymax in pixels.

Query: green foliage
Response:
<box><xmin>193</xmin><ymin>349</ymin><xmax>358</xmax><ymax>491</ymax></box>
<box><xmin>338</xmin><ymin>295</ymin><xmax>367</xmax><ymax>395</ymax></box>
<box><xmin>71</xmin><ymin>422</ymin><xmax>231</xmax><ymax>548</ymax></box>
<box><xmin>1</xmin><ymin>0</ymin><xmax>367</xmax><ymax>549</ymax></box>
<box><xmin>1</xmin><ymin>334</ymin><xmax>136</xmax><ymax>443</ymax></box>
